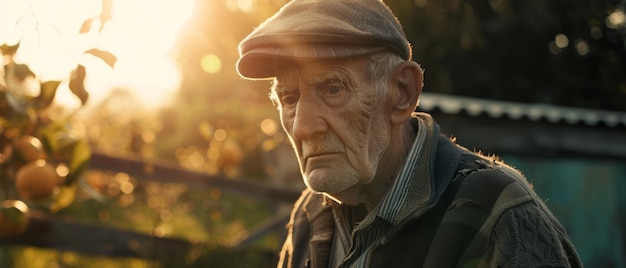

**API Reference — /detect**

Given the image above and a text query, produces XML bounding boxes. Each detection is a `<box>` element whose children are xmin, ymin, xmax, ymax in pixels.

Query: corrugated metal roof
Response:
<box><xmin>418</xmin><ymin>92</ymin><xmax>626</xmax><ymax>127</ymax></box>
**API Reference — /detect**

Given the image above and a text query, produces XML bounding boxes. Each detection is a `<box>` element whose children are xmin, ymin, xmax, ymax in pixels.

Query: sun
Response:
<box><xmin>83</xmin><ymin>0</ymin><xmax>193</xmax><ymax>110</ymax></box>
<box><xmin>85</xmin><ymin>0</ymin><xmax>195</xmax><ymax>109</ymax></box>
<box><xmin>0</xmin><ymin>0</ymin><xmax>194</xmax><ymax>110</ymax></box>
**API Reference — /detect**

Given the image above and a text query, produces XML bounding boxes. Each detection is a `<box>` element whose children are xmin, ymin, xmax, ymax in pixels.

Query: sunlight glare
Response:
<box><xmin>226</xmin><ymin>0</ymin><xmax>255</xmax><ymax>12</ymax></box>
<box><xmin>0</xmin><ymin>0</ymin><xmax>100</xmax><ymax>81</ymax></box>
<box><xmin>102</xmin><ymin>0</ymin><xmax>193</xmax><ymax>59</ymax></box>
<box><xmin>92</xmin><ymin>0</ymin><xmax>194</xmax><ymax>109</ymax></box>
<box><xmin>0</xmin><ymin>0</ymin><xmax>194</xmax><ymax>110</ymax></box>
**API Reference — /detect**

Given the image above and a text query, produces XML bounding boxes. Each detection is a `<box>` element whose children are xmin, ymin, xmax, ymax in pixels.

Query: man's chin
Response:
<box><xmin>304</xmin><ymin>180</ymin><xmax>348</xmax><ymax>195</ymax></box>
<box><xmin>304</xmin><ymin>176</ymin><xmax>362</xmax><ymax>205</ymax></box>
<box><xmin>303</xmin><ymin>172</ymin><xmax>355</xmax><ymax>195</ymax></box>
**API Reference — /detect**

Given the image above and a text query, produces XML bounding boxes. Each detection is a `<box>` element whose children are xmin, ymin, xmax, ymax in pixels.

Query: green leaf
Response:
<box><xmin>40</xmin><ymin>127</ymin><xmax>59</xmax><ymax>153</ymax></box>
<box><xmin>85</xmin><ymin>49</ymin><xmax>117</xmax><ymax>68</ymax></box>
<box><xmin>34</xmin><ymin>81</ymin><xmax>61</xmax><ymax>109</ymax></box>
<box><xmin>41</xmin><ymin>130</ymin><xmax>91</xmax><ymax>185</ymax></box>
<box><xmin>70</xmin><ymin>139</ymin><xmax>91</xmax><ymax>171</ymax></box>
<box><xmin>50</xmin><ymin>184</ymin><xmax>77</xmax><ymax>212</ymax></box>
<box><xmin>66</xmin><ymin>139</ymin><xmax>91</xmax><ymax>185</ymax></box>
<box><xmin>69</xmin><ymin>65</ymin><xmax>89</xmax><ymax>105</ymax></box>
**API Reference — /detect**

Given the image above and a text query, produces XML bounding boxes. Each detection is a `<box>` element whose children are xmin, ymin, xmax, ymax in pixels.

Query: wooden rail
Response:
<box><xmin>0</xmin><ymin>210</ymin><xmax>192</xmax><ymax>259</ymax></box>
<box><xmin>1</xmin><ymin>152</ymin><xmax>302</xmax><ymax>259</ymax></box>
<box><xmin>89</xmin><ymin>152</ymin><xmax>302</xmax><ymax>203</ymax></box>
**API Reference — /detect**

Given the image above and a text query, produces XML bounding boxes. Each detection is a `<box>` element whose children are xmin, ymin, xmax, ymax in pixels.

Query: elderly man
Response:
<box><xmin>236</xmin><ymin>0</ymin><xmax>582</xmax><ymax>267</ymax></box>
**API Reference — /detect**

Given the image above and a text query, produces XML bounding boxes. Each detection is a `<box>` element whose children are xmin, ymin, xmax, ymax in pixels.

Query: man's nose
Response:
<box><xmin>292</xmin><ymin>97</ymin><xmax>328</xmax><ymax>141</ymax></box>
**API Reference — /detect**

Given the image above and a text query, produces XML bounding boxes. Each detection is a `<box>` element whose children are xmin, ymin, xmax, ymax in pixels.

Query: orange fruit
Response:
<box><xmin>13</xmin><ymin>135</ymin><xmax>47</xmax><ymax>162</ymax></box>
<box><xmin>15</xmin><ymin>160</ymin><xmax>60</xmax><ymax>201</ymax></box>
<box><xmin>0</xmin><ymin>200</ymin><xmax>29</xmax><ymax>238</ymax></box>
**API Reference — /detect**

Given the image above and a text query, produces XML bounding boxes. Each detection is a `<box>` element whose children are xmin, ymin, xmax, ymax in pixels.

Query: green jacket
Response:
<box><xmin>277</xmin><ymin>119</ymin><xmax>582</xmax><ymax>268</ymax></box>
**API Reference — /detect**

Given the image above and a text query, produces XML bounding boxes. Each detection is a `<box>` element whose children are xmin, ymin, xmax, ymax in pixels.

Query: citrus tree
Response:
<box><xmin>0</xmin><ymin>0</ymin><xmax>116</xmax><ymax>237</ymax></box>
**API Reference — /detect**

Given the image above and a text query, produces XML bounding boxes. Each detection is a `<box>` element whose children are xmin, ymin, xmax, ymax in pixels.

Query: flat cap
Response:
<box><xmin>236</xmin><ymin>0</ymin><xmax>412</xmax><ymax>79</ymax></box>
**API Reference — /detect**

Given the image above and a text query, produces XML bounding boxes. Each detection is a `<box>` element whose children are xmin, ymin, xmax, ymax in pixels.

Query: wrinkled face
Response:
<box><xmin>272</xmin><ymin>57</ymin><xmax>392</xmax><ymax>196</ymax></box>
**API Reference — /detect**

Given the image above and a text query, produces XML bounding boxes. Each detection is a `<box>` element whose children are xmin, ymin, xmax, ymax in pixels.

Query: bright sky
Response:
<box><xmin>0</xmin><ymin>0</ymin><xmax>194</xmax><ymax>110</ymax></box>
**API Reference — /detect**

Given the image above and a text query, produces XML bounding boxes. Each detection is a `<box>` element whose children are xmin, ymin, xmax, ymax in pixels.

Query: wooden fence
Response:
<box><xmin>0</xmin><ymin>152</ymin><xmax>301</xmax><ymax>260</ymax></box>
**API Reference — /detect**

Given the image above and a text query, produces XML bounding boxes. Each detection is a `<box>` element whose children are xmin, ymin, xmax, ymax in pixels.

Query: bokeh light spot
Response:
<box><xmin>142</xmin><ymin>130</ymin><xmax>156</xmax><ymax>143</ymax></box>
<box><xmin>107</xmin><ymin>183</ymin><xmax>120</xmax><ymax>196</ymax></box>
<box><xmin>200</xmin><ymin>54</ymin><xmax>222</xmax><ymax>74</ymax></box>
<box><xmin>555</xmin><ymin>33</ymin><xmax>569</xmax><ymax>48</ymax></box>
<box><xmin>115</xmin><ymin>172</ymin><xmax>130</xmax><ymax>183</ymax></box>
<box><xmin>118</xmin><ymin>193</ymin><xmax>134</xmax><ymax>207</ymax></box>
<box><xmin>575</xmin><ymin>39</ymin><xmax>590</xmax><ymax>56</ymax></box>
<box><xmin>56</xmin><ymin>164</ymin><xmax>70</xmax><ymax>177</ymax></box>
<box><xmin>153</xmin><ymin>225</ymin><xmax>165</xmax><ymax>237</ymax></box>
<box><xmin>214</xmin><ymin>129</ymin><xmax>227</xmax><ymax>142</ymax></box>
<box><xmin>606</xmin><ymin>9</ymin><xmax>626</xmax><ymax>29</ymax></box>
<box><xmin>160</xmin><ymin>210</ymin><xmax>173</xmax><ymax>222</ymax></box>
<box><xmin>120</xmin><ymin>181</ymin><xmax>134</xmax><ymax>194</ymax></box>
<box><xmin>260</xmin><ymin>118</ymin><xmax>278</xmax><ymax>136</ymax></box>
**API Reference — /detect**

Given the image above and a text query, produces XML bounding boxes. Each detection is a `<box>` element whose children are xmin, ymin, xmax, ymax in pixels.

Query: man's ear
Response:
<box><xmin>390</xmin><ymin>61</ymin><xmax>423</xmax><ymax>125</ymax></box>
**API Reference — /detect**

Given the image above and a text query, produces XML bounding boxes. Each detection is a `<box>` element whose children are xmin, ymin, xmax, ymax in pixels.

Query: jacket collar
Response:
<box><xmin>360</xmin><ymin>112</ymin><xmax>462</xmax><ymax>227</ymax></box>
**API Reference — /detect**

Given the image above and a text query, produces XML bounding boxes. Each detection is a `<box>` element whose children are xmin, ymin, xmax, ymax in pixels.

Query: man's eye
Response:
<box><xmin>280</xmin><ymin>93</ymin><xmax>299</xmax><ymax>105</ymax></box>
<box><xmin>324</xmin><ymin>85</ymin><xmax>344</xmax><ymax>95</ymax></box>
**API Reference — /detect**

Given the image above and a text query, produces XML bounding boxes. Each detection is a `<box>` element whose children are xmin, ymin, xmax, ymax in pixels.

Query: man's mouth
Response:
<box><xmin>304</xmin><ymin>152</ymin><xmax>341</xmax><ymax>165</ymax></box>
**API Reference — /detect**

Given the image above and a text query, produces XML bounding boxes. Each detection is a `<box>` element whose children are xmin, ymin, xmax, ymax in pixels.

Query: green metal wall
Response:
<box><xmin>502</xmin><ymin>155</ymin><xmax>626</xmax><ymax>268</ymax></box>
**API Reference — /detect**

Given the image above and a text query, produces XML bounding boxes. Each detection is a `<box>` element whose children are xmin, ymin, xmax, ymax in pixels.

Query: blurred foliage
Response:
<box><xmin>391</xmin><ymin>0</ymin><xmax>626</xmax><ymax>111</ymax></box>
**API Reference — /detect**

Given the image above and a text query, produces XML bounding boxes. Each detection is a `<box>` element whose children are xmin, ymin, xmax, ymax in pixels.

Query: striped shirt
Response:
<box><xmin>339</xmin><ymin>116</ymin><xmax>433</xmax><ymax>267</ymax></box>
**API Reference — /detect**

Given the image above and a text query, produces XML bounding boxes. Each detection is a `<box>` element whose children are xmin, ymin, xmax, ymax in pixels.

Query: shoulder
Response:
<box><xmin>447</xmin><ymin>152</ymin><xmax>540</xmax><ymax>227</ymax></box>
<box><xmin>457</xmin><ymin>153</ymin><xmax>535</xmax><ymax>201</ymax></box>
<box><xmin>468</xmin><ymin>161</ymin><xmax>583</xmax><ymax>267</ymax></box>
<box><xmin>450</xmin><ymin>153</ymin><xmax>575</xmax><ymax>246</ymax></box>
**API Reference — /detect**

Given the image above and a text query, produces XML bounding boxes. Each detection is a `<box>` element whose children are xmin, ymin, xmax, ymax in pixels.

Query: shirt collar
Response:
<box><xmin>356</xmin><ymin>114</ymin><xmax>435</xmax><ymax>228</ymax></box>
